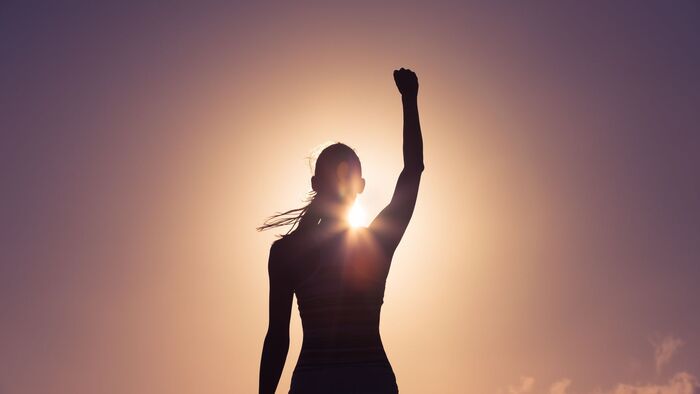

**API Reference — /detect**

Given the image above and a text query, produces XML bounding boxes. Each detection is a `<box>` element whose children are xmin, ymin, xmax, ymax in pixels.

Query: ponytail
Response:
<box><xmin>256</xmin><ymin>191</ymin><xmax>321</xmax><ymax>237</ymax></box>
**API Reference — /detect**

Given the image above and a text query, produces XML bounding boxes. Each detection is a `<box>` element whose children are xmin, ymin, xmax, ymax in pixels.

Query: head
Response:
<box><xmin>311</xmin><ymin>143</ymin><xmax>365</xmax><ymax>210</ymax></box>
<box><xmin>256</xmin><ymin>142</ymin><xmax>364</xmax><ymax>236</ymax></box>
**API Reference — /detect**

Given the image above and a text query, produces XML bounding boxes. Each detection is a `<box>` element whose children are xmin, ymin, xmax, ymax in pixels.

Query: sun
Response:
<box><xmin>348</xmin><ymin>199</ymin><xmax>367</xmax><ymax>227</ymax></box>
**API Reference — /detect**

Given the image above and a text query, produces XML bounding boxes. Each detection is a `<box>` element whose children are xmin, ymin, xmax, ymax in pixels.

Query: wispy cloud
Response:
<box><xmin>506</xmin><ymin>373</ymin><xmax>697</xmax><ymax>394</ymax></box>
<box><xmin>608</xmin><ymin>372</ymin><xmax>697</xmax><ymax>394</ymax></box>
<box><xmin>652</xmin><ymin>335</ymin><xmax>684</xmax><ymax>374</ymax></box>
<box><xmin>502</xmin><ymin>337</ymin><xmax>697</xmax><ymax>394</ymax></box>
<box><xmin>502</xmin><ymin>376</ymin><xmax>572</xmax><ymax>394</ymax></box>
<box><xmin>506</xmin><ymin>376</ymin><xmax>536</xmax><ymax>394</ymax></box>
<box><xmin>550</xmin><ymin>378</ymin><xmax>572</xmax><ymax>394</ymax></box>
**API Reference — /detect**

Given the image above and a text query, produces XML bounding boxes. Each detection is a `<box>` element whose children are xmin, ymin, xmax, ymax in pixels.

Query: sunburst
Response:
<box><xmin>348</xmin><ymin>199</ymin><xmax>367</xmax><ymax>227</ymax></box>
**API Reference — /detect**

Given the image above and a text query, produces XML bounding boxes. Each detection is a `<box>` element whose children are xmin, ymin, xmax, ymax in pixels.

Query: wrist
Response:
<box><xmin>401</xmin><ymin>94</ymin><xmax>418</xmax><ymax>103</ymax></box>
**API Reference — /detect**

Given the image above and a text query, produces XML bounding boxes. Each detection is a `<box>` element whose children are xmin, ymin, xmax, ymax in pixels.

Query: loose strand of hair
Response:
<box><xmin>256</xmin><ymin>191</ymin><xmax>317</xmax><ymax>237</ymax></box>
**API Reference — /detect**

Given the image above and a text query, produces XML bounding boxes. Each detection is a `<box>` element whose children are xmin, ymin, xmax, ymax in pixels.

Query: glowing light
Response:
<box><xmin>348</xmin><ymin>200</ymin><xmax>367</xmax><ymax>227</ymax></box>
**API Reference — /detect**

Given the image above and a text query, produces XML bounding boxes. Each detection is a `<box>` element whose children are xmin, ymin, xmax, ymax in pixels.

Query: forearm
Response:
<box><xmin>259</xmin><ymin>332</ymin><xmax>290</xmax><ymax>394</ymax></box>
<box><xmin>401</xmin><ymin>95</ymin><xmax>424</xmax><ymax>172</ymax></box>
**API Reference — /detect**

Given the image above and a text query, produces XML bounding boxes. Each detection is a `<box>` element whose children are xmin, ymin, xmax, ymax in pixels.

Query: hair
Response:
<box><xmin>256</xmin><ymin>142</ymin><xmax>361</xmax><ymax>237</ymax></box>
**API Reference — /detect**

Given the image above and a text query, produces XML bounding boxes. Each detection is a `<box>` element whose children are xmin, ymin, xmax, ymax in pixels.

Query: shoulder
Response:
<box><xmin>269</xmin><ymin>231</ymin><xmax>299</xmax><ymax>255</ymax></box>
<box><xmin>267</xmin><ymin>238</ymin><xmax>287</xmax><ymax>268</ymax></box>
<box><xmin>270</xmin><ymin>237</ymin><xmax>285</xmax><ymax>254</ymax></box>
<box><xmin>267</xmin><ymin>233</ymin><xmax>303</xmax><ymax>271</ymax></box>
<box><xmin>362</xmin><ymin>226</ymin><xmax>397</xmax><ymax>258</ymax></box>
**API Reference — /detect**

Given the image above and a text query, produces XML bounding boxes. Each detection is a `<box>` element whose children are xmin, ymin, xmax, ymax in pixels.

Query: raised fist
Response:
<box><xmin>393</xmin><ymin>67</ymin><xmax>418</xmax><ymax>97</ymax></box>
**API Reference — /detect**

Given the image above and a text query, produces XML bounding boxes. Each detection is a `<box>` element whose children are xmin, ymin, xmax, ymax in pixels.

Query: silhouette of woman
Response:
<box><xmin>258</xmin><ymin>68</ymin><xmax>424</xmax><ymax>394</ymax></box>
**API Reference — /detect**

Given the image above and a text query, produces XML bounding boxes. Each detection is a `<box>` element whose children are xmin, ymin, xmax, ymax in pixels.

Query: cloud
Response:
<box><xmin>550</xmin><ymin>378</ymin><xmax>572</xmax><ymax>394</ymax></box>
<box><xmin>506</xmin><ymin>376</ymin><xmax>536</xmax><ymax>394</ymax></box>
<box><xmin>652</xmin><ymin>335</ymin><xmax>684</xmax><ymax>374</ymax></box>
<box><xmin>502</xmin><ymin>376</ymin><xmax>571</xmax><ymax>394</ymax></box>
<box><xmin>608</xmin><ymin>372</ymin><xmax>698</xmax><ymax>394</ymax></box>
<box><xmin>508</xmin><ymin>373</ymin><xmax>698</xmax><ymax>394</ymax></box>
<box><xmin>502</xmin><ymin>337</ymin><xmax>697</xmax><ymax>394</ymax></box>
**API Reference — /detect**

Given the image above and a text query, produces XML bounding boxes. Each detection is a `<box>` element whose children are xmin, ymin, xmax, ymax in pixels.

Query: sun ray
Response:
<box><xmin>348</xmin><ymin>199</ymin><xmax>367</xmax><ymax>227</ymax></box>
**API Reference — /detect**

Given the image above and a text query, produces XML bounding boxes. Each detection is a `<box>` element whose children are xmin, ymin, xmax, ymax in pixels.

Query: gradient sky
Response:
<box><xmin>2</xmin><ymin>2</ymin><xmax>699</xmax><ymax>393</ymax></box>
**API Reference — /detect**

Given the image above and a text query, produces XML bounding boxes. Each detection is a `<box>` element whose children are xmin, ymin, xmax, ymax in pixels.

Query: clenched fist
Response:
<box><xmin>393</xmin><ymin>67</ymin><xmax>418</xmax><ymax>98</ymax></box>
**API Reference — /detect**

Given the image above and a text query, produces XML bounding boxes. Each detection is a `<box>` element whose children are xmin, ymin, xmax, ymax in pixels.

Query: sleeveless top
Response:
<box><xmin>280</xmin><ymin>226</ymin><xmax>395</xmax><ymax>370</ymax></box>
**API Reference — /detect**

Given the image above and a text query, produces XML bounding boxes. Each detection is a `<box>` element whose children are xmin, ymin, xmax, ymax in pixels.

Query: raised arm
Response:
<box><xmin>259</xmin><ymin>242</ymin><xmax>293</xmax><ymax>394</ymax></box>
<box><xmin>369</xmin><ymin>68</ymin><xmax>424</xmax><ymax>255</ymax></box>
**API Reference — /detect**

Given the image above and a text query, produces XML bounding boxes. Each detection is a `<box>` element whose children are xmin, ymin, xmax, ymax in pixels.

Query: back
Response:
<box><xmin>278</xmin><ymin>226</ymin><xmax>394</xmax><ymax>368</ymax></box>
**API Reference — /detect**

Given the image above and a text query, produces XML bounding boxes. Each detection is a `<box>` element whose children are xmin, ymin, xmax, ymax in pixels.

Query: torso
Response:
<box><xmin>276</xmin><ymin>225</ymin><xmax>395</xmax><ymax>370</ymax></box>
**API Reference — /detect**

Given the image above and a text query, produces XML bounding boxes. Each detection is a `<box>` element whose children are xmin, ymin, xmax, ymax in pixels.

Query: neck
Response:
<box><xmin>319</xmin><ymin>214</ymin><xmax>348</xmax><ymax>226</ymax></box>
<box><xmin>313</xmin><ymin>199</ymin><xmax>351</xmax><ymax>230</ymax></box>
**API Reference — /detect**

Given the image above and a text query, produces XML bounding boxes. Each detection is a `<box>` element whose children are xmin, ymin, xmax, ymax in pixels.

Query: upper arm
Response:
<box><xmin>266</xmin><ymin>241</ymin><xmax>294</xmax><ymax>336</ymax></box>
<box><xmin>369</xmin><ymin>167</ymin><xmax>423</xmax><ymax>255</ymax></box>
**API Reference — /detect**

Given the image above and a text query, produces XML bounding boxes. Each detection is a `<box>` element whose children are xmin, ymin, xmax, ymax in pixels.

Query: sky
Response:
<box><xmin>1</xmin><ymin>1</ymin><xmax>699</xmax><ymax>393</ymax></box>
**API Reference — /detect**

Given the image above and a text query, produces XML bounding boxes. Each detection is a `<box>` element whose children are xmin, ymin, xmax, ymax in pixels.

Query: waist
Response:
<box><xmin>296</xmin><ymin>342</ymin><xmax>390</xmax><ymax>368</ymax></box>
<box><xmin>290</xmin><ymin>361</ymin><xmax>398</xmax><ymax>394</ymax></box>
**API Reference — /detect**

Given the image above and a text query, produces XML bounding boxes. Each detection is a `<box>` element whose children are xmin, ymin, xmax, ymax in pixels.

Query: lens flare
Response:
<box><xmin>348</xmin><ymin>200</ymin><xmax>367</xmax><ymax>227</ymax></box>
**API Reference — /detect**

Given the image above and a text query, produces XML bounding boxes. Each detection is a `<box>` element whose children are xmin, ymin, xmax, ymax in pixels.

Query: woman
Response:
<box><xmin>258</xmin><ymin>68</ymin><xmax>424</xmax><ymax>394</ymax></box>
